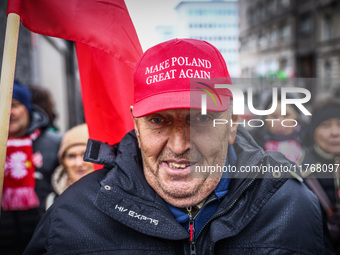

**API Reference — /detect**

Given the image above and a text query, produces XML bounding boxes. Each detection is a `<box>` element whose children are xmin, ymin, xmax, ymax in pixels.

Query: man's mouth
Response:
<box><xmin>168</xmin><ymin>162</ymin><xmax>190</xmax><ymax>169</ymax></box>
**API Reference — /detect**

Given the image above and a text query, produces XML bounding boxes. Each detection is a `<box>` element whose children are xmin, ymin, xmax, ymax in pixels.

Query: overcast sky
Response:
<box><xmin>125</xmin><ymin>0</ymin><xmax>181</xmax><ymax>51</ymax></box>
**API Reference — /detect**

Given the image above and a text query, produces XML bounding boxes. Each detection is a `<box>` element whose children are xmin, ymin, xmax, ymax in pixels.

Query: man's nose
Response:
<box><xmin>168</xmin><ymin>125</ymin><xmax>190</xmax><ymax>155</ymax></box>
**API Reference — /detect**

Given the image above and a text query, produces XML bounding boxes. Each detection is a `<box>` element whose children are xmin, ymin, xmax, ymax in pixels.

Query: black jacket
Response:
<box><xmin>29</xmin><ymin>105</ymin><xmax>62</xmax><ymax>207</ymax></box>
<box><xmin>24</xmin><ymin>127</ymin><xmax>334</xmax><ymax>254</ymax></box>
<box><xmin>301</xmin><ymin>145</ymin><xmax>339</xmax><ymax>206</ymax></box>
<box><xmin>300</xmin><ymin>146</ymin><xmax>340</xmax><ymax>254</ymax></box>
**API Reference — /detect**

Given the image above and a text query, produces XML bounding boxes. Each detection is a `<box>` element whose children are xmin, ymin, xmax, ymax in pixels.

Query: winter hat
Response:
<box><xmin>132</xmin><ymin>38</ymin><xmax>233</xmax><ymax>117</ymax></box>
<box><xmin>58</xmin><ymin>123</ymin><xmax>89</xmax><ymax>160</ymax></box>
<box><xmin>310</xmin><ymin>99</ymin><xmax>340</xmax><ymax>136</ymax></box>
<box><xmin>263</xmin><ymin>92</ymin><xmax>300</xmax><ymax>118</ymax></box>
<box><xmin>12</xmin><ymin>81</ymin><xmax>32</xmax><ymax>113</ymax></box>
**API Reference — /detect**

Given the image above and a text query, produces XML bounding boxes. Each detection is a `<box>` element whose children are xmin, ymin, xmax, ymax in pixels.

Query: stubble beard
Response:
<box><xmin>141</xmin><ymin>147</ymin><xmax>221</xmax><ymax>207</ymax></box>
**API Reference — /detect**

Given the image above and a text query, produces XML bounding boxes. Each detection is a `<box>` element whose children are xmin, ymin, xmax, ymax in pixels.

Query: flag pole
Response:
<box><xmin>0</xmin><ymin>12</ymin><xmax>21</xmax><ymax>212</ymax></box>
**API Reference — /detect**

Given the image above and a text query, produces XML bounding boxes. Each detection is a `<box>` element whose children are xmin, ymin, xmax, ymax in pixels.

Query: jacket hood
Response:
<box><xmin>24</xmin><ymin>104</ymin><xmax>50</xmax><ymax>136</ymax></box>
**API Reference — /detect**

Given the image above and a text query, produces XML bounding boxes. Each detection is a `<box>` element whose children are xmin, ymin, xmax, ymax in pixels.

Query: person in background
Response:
<box><xmin>29</xmin><ymin>85</ymin><xmax>59</xmax><ymax>132</ymax></box>
<box><xmin>0</xmin><ymin>81</ymin><xmax>61</xmax><ymax>255</ymax></box>
<box><xmin>45</xmin><ymin>123</ymin><xmax>94</xmax><ymax>210</ymax></box>
<box><xmin>300</xmin><ymin>98</ymin><xmax>340</xmax><ymax>254</ymax></box>
<box><xmin>251</xmin><ymin>97</ymin><xmax>305</xmax><ymax>164</ymax></box>
<box><xmin>24</xmin><ymin>39</ymin><xmax>333</xmax><ymax>254</ymax></box>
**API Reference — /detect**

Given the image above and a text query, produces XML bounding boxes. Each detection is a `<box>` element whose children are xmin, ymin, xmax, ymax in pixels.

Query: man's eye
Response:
<box><xmin>151</xmin><ymin>118</ymin><xmax>163</xmax><ymax>124</ymax></box>
<box><xmin>190</xmin><ymin>114</ymin><xmax>212</xmax><ymax>126</ymax></box>
<box><xmin>191</xmin><ymin>114</ymin><xmax>209</xmax><ymax>122</ymax></box>
<box><xmin>197</xmin><ymin>115</ymin><xmax>208</xmax><ymax>122</ymax></box>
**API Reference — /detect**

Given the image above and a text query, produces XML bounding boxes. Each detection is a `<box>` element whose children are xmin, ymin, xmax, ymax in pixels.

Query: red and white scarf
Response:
<box><xmin>2</xmin><ymin>130</ymin><xmax>41</xmax><ymax>211</ymax></box>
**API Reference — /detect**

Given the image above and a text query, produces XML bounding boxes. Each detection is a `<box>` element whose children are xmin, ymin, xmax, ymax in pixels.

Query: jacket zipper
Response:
<box><xmin>196</xmin><ymin>172</ymin><xmax>259</xmax><ymax>242</ymax></box>
<box><xmin>187</xmin><ymin>206</ymin><xmax>197</xmax><ymax>255</ymax></box>
<box><xmin>185</xmin><ymin>169</ymin><xmax>261</xmax><ymax>253</ymax></box>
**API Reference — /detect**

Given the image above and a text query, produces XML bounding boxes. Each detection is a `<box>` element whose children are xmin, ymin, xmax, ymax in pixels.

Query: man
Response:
<box><xmin>24</xmin><ymin>39</ymin><xmax>333</xmax><ymax>254</ymax></box>
<box><xmin>0</xmin><ymin>81</ymin><xmax>61</xmax><ymax>255</ymax></box>
<box><xmin>300</xmin><ymin>99</ymin><xmax>340</xmax><ymax>253</ymax></box>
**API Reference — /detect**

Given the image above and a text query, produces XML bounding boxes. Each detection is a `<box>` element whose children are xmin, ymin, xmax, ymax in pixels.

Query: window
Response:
<box><xmin>258</xmin><ymin>4</ymin><xmax>265</xmax><ymax>21</ymax></box>
<box><xmin>280</xmin><ymin>24</ymin><xmax>291</xmax><ymax>40</ymax></box>
<box><xmin>323</xmin><ymin>14</ymin><xmax>332</xmax><ymax>40</ymax></box>
<box><xmin>267</xmin><ymin>0</ymin><xmax>277</xmax><ymax>14</ymax></box>
<box><xmin>258</xmin><ymin>32</ymin><xmax>267</xmax><ymax>48</ymax></box>
<box><xmin>280</xmin><ymin>57</ymin><xmax>287</xmax><ymax>71</ymax></box>
<box><xmin>300</xmin><ymin>14</ymin><xmax>312</xmax><ymax>36</ymax></box>
<box><xmin>324</xmin><ymin>61</ymin><xmax>332</xmax><ymax>79</ymax></box>
<box><xmin>247</xmin><ymin>7</ymin><xmax>254</xmax><ymax>25</ymax></box>
<box><xmin>280</xmin><ymin>0</ymin><xmax>290</xmax><ymax>7</ymax></box>
<box><xmin>270</xmin><ymin>28</ymin><xmax>277</xmax><ymax>42</ymax></box>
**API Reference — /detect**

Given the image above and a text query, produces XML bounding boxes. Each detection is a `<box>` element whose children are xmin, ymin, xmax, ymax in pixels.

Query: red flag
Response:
<box><xmin>7</xmin><ymin>0</ymin><xmax>143</xmax><ymax>148</ymax></box>
<box><xmin>76</xmin><ymin>43</ymin><xmax>136</xmax><ymax>145</ymax></box>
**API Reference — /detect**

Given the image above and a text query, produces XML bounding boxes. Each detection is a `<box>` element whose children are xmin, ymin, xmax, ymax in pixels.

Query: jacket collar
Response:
<box><xmin>314</xmin><ymin>144</ymin><xmax>337</xmax><ymax>160</ymax></box>
<box><xmin>51</xmin><ymin>165</ymin><xmax>69</xmax><ymax>195</ymax></box>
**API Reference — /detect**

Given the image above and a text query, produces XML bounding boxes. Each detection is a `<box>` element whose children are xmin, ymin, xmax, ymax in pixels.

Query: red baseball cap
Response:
<box><xmin>132</xmin><ymin>38</ymin><xmax>232</xmax><ymax>117</ymax></box>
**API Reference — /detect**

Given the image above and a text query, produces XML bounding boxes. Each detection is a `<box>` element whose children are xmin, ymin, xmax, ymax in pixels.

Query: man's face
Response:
<box><xmin>132</xmin><ymin>108</ymin><xmax>238</xmax><ymax>208</ymax></box>
<box><xmin>9</xmin><ymin>99</ymin><xmax>30</xmax><ymax>138</ymax></box>
<box><xmin>314</xmin><ymin>118</ymin><xmax>340</xmax><ymax>155</ymax></box>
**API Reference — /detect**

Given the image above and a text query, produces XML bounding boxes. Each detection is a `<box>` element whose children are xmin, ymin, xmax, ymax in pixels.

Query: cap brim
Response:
<box><xmin>132</xmin><ymin>90</ymin><xmax>231</xmax><ymax>117</ymax></box>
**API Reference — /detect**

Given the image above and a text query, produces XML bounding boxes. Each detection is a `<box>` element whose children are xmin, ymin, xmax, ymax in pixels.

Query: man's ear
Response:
<box><xmin>228</xmin><ymin>114</ymin><xmax>239</xmax><ymax>145</ymax></box>
<box><xmin>130</xmin><ymin>106</ymin><xmax>141</xmax><ymax>148</ymax></box>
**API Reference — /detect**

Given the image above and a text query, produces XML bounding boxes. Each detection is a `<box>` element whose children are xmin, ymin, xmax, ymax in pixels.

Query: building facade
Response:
<box><xmin>175</xmin><ymin>0</ymin><xmax>240</xmax><ymax>77</ymax></box>
<box><xmin>239</xmin><ymin>0</ymin><xmax>295</xmax><ymax>79</ymax></box>
<box><xmin>239</xmin><ymin>0</ymin><xmax>340</xmax><ymax>99</ymax></box>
